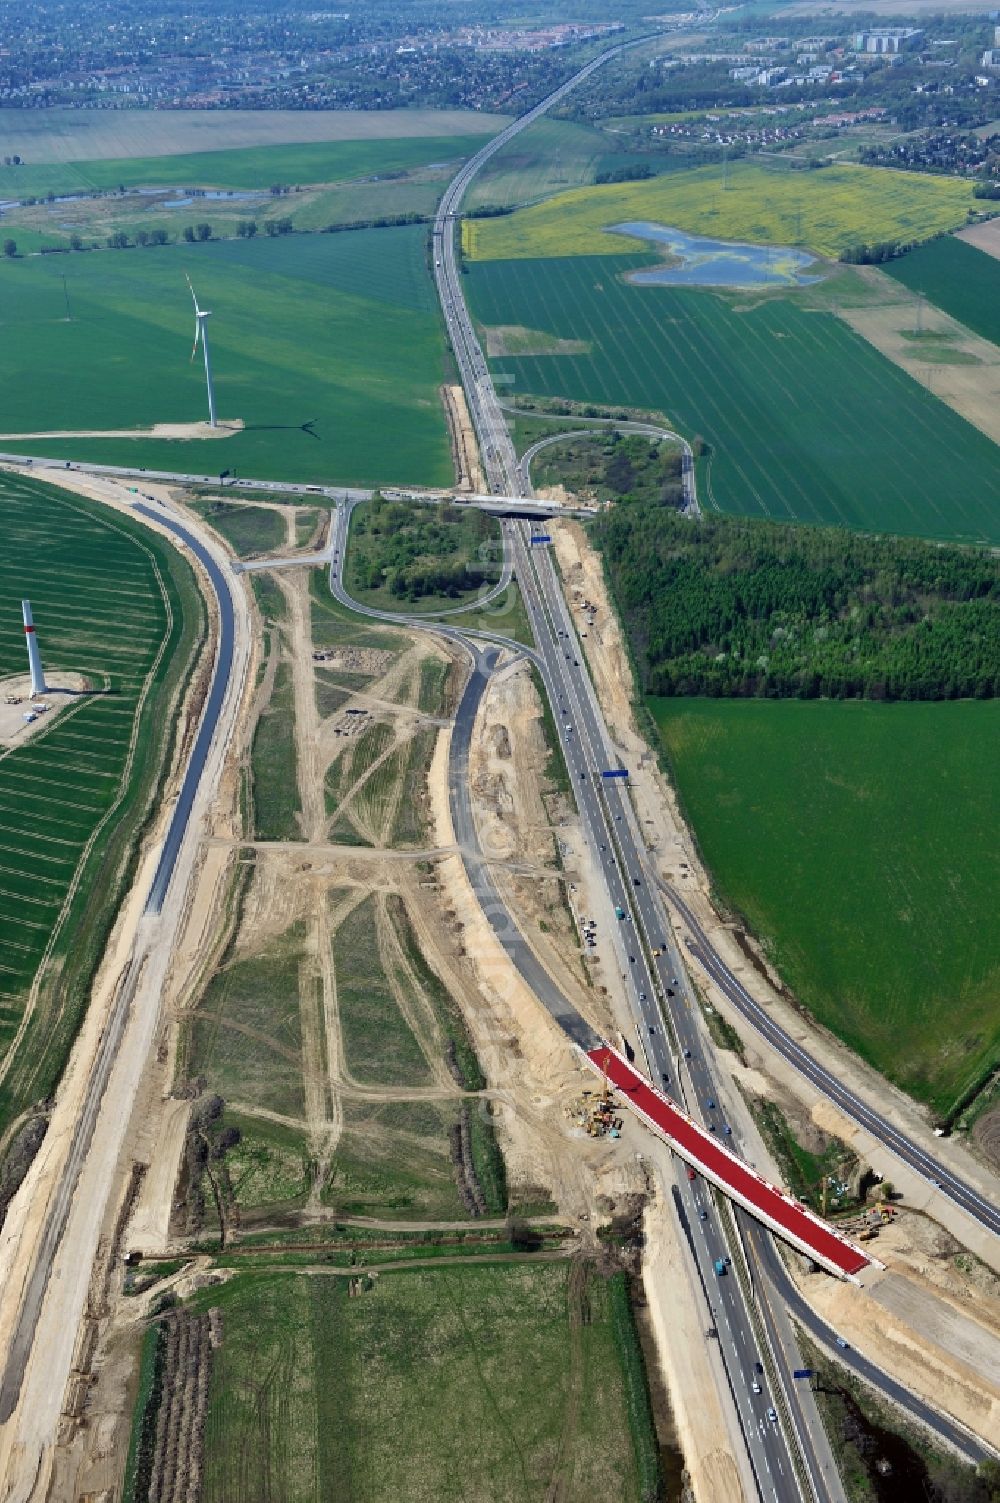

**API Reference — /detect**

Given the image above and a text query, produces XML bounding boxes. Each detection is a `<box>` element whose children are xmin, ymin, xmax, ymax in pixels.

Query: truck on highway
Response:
<box><xmin>714</xmin><ymin>1258</ymin><xmax>727</xmax><ymax>1276</ymax></box>
<box><xmin>614</xmin><ymin>905</ymin><xmax>625</xmax><ymax>920</ymax></box>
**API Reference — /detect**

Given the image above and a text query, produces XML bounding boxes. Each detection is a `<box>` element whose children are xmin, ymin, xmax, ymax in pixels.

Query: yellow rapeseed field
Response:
<box><xmin>463</xmin><ymin>161</ymin><xmax>975</xmax><ymax>261</ymax></box>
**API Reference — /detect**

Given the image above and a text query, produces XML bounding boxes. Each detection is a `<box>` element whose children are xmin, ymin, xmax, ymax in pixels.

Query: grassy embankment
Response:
<box><xmin>189</xmin><ymin>499</ymin><xmax>287</xmax><ymax>558</ymax></box>
<box><xmin>650</xmin><ymin>697</ymin><xmax>1000</xmax><ymax>1118</ymax></box>
<box><xmin>0</xmin><ymin>472</ymin><xmax>204</xmax><ymax>1133</ymax></box>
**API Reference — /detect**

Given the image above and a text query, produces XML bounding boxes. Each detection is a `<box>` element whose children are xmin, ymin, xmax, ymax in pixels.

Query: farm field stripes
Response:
<box><xmin>464</xmin><ymin>161</ymin><xmax>976</xmax><ymax>261</ymax></box>
<box><xmin>0</xmin><ymin>227</ymin><xmax>453</xmax><ymax>488</ymax></box>
<box><xmin>470</xmin><ymin>254</ymin><xmax>1000</xmax><ymax>544</ymax></box>
<box><xmin>0</xmin><ymin>472</ymin><xmax>202</xmax><ymax>1123</ymax></box>
<box><xmin>885</xmin><ymin>234</ymin><xmax>1000</xmax><ymax>349</ymax></box>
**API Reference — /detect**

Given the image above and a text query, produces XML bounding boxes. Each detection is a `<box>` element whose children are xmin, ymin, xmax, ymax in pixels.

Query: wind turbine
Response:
<box><xmin>186</xmin><ymin>273</ymin><xmax>217</xmax><ymax>428</ymax></box>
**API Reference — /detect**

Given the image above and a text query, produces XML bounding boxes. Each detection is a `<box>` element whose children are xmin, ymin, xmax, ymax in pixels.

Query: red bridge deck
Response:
<box><xmin>586</xmin><ymin>1045</ymin><xmax>879</xmax><ymax>1282</ymax></box>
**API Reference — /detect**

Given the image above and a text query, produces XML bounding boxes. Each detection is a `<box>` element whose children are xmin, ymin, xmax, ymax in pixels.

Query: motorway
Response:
<box><xmin>0</xmin><ymin>30</ymin><xmax>993</xmax><ymax>1495</ymax></box>
<box><xmin>426</xmin><ymin>32</ymin><xmax>996</xmax><ymax>1496</ymax></box>
<box><xmin>325</xmin><ymin>497</ymin><xmax>821</xmax><ymax>1500</ymax></box>
<box><xmin>431</xmin><ymin>34</ymin><xmax>1000</xmax><ymax>1250</ymax></box>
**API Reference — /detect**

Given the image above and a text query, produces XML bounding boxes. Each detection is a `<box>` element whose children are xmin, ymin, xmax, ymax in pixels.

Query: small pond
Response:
<box><xmin>608</xmin><ymin>222</ymin><xmax>820</xmax><ymax>288</ymax></box>
<box><xmin>154</xmin><ymin>189</ymin><xmax>257</xmax><ymax>208</ymax></box>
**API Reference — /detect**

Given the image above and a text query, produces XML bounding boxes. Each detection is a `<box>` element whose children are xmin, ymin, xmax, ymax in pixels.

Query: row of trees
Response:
<box><xmin>0</xmin><ymin>218</ymin><xmax>302</xmax><ymax>258</ymax></box>
<box><xmin>593</xmin><ymin>505</ymin><xmax>1000</xmax><ymax>702</ymax></box>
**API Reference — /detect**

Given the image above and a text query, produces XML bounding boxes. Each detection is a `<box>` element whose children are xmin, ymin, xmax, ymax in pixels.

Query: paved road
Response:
<box><xmin>138</xmin><ymin>505</ymin><xmax>235</xmax><ymax>913</ymax></box>
<box><xmin>511</xmin><ymin>524</ymin><xmax>818</xmax><ymax>1502</ymax></box>
<box><xmin>0</xmin><ymin>502</ymin><xmax>240</xmax><ymax>1425</ymax></box>
<box><xmin>429</xmin><ymin>44</ymin><xmax>995</xmax><ymax>1489</ymax></box>
<box><xmin>665</xmin><ymin>883</ymin><xmax>1000</xmax><ymax>1241</ymax></box>
<box><xmin>432</xmin><ymin>36</ymin><xmax>661</xmax><ymax>496</ymax></box>
<box><xmin>327</xmin><ymin>494</ymin><xmax>989</xmax><ymax>1482</ymax></box>
<box><xmin>0</xmin><ymin>450</ymin><xmax>371</xmax><ymax>500</ymax></box>
<box><xmin>325</xmin><ymin>497</ymin><xmax>810</xmax><ymax>1500</ymax></box>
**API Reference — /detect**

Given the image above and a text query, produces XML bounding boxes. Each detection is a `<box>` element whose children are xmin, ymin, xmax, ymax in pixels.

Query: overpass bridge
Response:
<box><xmin>382</xmin><ymin>488</ymin><xmax>598</xmax><ymax>521</ymax></box>
<box><xmin>586</xmin><ymin>1044</ymin><xmax>880</xmax><ymax>1283</ymax></box>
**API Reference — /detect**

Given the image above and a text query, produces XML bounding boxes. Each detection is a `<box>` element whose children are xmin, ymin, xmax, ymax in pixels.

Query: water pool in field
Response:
<box><xmin>608</xmin><ymin>222</ymin><xmax>820</xmax><ymax>288</ymax></box>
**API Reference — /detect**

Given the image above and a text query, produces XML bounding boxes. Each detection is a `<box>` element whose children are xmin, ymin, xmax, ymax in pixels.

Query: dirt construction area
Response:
<box><xmin>49</xmin><ymin>534</ymin><xmax>698</xmax><ymax>1503</ymax></box>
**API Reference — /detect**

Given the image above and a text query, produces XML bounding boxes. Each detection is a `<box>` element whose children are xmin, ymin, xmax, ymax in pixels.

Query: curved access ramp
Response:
<box><xmin>586</xmin><ymin>1043</ymin><xmax>881</xmax><ymax>1283</ymax></box>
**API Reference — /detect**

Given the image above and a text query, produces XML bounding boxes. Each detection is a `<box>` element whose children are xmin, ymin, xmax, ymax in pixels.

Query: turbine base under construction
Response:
<box><xmin>186</xmin><ymin>274</ymin><xmax>217</xmax><ymax>428</ymax></box>
<box><xmin>21</xmin><ymin>600</ymin><xmax>47</xmax><ymax>696</ymax></box>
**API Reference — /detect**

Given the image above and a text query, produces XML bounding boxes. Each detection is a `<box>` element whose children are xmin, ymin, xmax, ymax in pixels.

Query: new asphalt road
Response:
<box><xmin>0</xmin><ymin>501</ymin><xmax>239</xmax><ymax>1426</ymax></box>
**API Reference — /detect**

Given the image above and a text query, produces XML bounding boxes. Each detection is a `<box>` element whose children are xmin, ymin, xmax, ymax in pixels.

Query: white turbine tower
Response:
<box><xmin>21</xmin><ymin>600</ymin><xmax>47</xmax><ymax>697</ymax></box>
<box><xmin>186</xmin><ymin>274</ymin><xmax>217</xmax><ymax>428</ymax></box>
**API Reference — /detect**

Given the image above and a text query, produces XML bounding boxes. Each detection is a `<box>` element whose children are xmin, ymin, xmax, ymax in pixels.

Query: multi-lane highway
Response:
<box><xmin>427</xmin><ymin>34</ymin><xmax>997</xmax><ymax>1495</ymax></box>
<box><xmin>432</xmin><ymin>35</ymin><xmax>662</xmax><ymax>496</ymax></box>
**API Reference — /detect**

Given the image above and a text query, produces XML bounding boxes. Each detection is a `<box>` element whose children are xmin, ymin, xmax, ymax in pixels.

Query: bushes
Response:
<box><xmin>608</xmin><ymin>1273</ymin><xmax>661</xmax><ymax>1503</ymax></box>
<box><xmin>123</xmin><ymin>1322</ymin><xmax>166</xmax><ymax>1503</ymax></box>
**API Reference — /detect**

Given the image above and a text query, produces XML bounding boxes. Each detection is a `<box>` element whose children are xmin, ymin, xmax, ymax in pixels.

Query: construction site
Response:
<box><xmin>0</xmin><ymin>473</ymin><xmax>997</xmax><ymax>1503</ymax></box>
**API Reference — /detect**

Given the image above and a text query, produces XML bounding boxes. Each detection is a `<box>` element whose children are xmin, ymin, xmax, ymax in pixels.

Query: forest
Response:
<box><xmin>592</xmin><ymin>507</ymin><xmax>1000</xmax><ymax>701</ymax></box>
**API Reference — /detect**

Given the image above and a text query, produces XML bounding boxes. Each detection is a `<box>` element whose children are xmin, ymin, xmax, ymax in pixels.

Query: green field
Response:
<box><xmin>0</xmin><ymin>226</ymin><xmax>452</xmax><ymax>487</ymax></box>
<box><xmin>186</xmin><ymin>921</ymin><xmax>308</xmax><ymax>1118</ymax></box>
<box><xmin>0</xmin><ymin>472</ymin><xmax>203</xmax><ymax>1127</ymax></box>
<box><xmin>650</xmin><ymin>697</ymin><xmax>1000</xmax><ymax>1115</ymax></box>
<box><xmin>0</xmin><ymin>132</ymin><xmax>496</xmax><ymax>202</ymax></box>
<box><xmin>464</xmin><ymin>162</ymin><xmax>975</xmax><ymax>261</ymax></box>
<box><xmin>470</xmin><ymin>254</ymin><xmax>1000</xmax><ymax>544</ymax></box>
<box><xmin>465</xmin><ymin>117</ymin><xmax>649</xmax><ymax>212</ymax></box>
<box><xmin>192</xmin><ymin>1262</ymin><xmax>645</xmax><ymax>1503</ymax></box>
<box><xmin>0</xmin><ymin>106</ymin><xmax>507</xmax><ymax>165</ymax></box>
<box><xmin>0</xmin><ymin>139</ymin><xmax>487</xmax><ymax>253</ymax></box>
<box><xmin>326</xmin><ymin>1099</ymin><xmax>469</xmax><ymax>1221</ymax></box>
<box><xmin>886</xmin><ymin>234</ymin><xmax>1000</xmax><ymax>349</ymax></box>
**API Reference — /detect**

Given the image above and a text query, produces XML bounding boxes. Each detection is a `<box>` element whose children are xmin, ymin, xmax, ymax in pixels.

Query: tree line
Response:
<box><xmin>591</xmin><ymin>505</ymin><xmax>1000</xmax><ymax>701</ymax></box>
